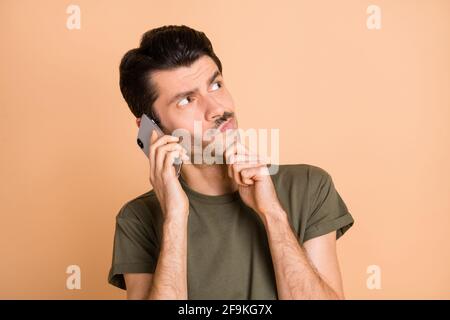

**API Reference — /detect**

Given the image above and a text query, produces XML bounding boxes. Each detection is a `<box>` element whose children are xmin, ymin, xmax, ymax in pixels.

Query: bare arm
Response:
<box><xmin>148</xmin><ymin>215</ymin><xmax>189</xmax><ymax>299</ymax></box>
<box><xmin>124</xmin><ymin>273</ymin><xmax>153</xmax><ymax>299</ymax></box>
<box><xmin>262</xmin><ymin>209</ymin><xmax>345</xmax><ymax>300</ymax></box>
<box><xmin>124</xmin><ymin>214</ymin><xmax>189</xmax><ymax>300</ymax></box>
<box><xmin>123</xmin><ymin>130</ymin><xmax>190</xmax><ymax>300</ymax></box>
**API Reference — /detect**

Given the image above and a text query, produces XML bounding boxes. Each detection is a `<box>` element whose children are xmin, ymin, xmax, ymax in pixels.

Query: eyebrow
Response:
<box><xmin>167</xmin><ymin>69</ymin><xmax>222</xmax><ymax>106</ymax></box>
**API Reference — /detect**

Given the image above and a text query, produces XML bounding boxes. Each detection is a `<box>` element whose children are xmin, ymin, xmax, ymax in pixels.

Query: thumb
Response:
<box><xmin>150</xmin><ymin>130</ymin><xmax>158</xmax><ymax>144</ymax></box>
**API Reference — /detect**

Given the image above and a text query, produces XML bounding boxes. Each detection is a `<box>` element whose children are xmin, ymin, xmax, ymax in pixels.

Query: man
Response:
<box><xmin>108</xmin><ymin>25</ymin><xmax>354</xmax><ymax>299</ymax></box>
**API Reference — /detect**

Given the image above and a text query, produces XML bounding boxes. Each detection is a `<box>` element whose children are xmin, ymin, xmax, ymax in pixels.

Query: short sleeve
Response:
<box><xmin>304</xmin><ymin>168</ymin><xmax>354</xmax><ymax>243</ymax></box>
<box><xmin>108</xmin><ymin>204</ymin><xmax>159</xmax><ymax>290</ymax></box>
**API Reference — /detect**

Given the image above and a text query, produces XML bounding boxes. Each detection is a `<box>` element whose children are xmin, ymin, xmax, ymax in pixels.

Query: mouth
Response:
<box><xmin>217</xmin><ymin>117</ymin><xmax>236</xmax><ymax>132</ymax></box>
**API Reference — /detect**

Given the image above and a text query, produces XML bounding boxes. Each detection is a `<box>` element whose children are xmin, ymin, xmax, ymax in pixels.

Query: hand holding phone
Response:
<box><xmin>137</xmin><ymin>113</ymin><xmax>189</xmax><ymax>216</ymax></box>
<box><xmin>137</xmin><ymin>114</ymin><xmax>183</xmax><ymax>176</ymax></box>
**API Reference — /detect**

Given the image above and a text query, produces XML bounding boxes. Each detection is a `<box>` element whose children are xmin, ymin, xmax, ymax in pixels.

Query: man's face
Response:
<box><xmin>141</xmin><ymin>55</ymin><xmax>238</xmax><ymax>152</ymax></box>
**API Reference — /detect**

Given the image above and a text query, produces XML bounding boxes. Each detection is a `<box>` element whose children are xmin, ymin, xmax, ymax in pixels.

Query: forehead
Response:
<box><xmin>150</xmin><ymin>55</ymin><xmax>219</xmax><ymax>100</ymax></box>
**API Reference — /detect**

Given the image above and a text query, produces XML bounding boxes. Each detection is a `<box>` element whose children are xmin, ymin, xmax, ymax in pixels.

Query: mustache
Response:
<box><xmin>214</xmin><ymin>111</ymin><xmax>234</xmax><ymax>129</ymax></box>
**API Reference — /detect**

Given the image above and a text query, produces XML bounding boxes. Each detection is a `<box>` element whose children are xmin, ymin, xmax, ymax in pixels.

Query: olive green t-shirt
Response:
<box><xmin>108</xmin><ymin>164</ymin><xmax>354</xmax><ymax>299</ymax></box>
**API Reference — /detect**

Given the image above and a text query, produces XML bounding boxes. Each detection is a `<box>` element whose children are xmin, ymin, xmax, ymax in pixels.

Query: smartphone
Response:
<box><xmin>137</xmin><ymin>113</ymin><xmax>182</xmax><ymax>176</ymax></box>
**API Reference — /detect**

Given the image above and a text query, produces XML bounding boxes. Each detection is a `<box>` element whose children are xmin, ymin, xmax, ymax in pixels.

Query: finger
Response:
<box><xmin>149</xmin><ymin>134</ymin><xmax>180</xmax><ymax>157</ymax></box>
<box><xmin>240</xmin><ymin>165</ymin><xmax>270</xmax><ymax>184</ymax></box>
<box><xmin>155</xmin><ymin>142</ymin><xmax>184</xmax><ymax>173</ymax></box>
<box><xmin>224</xmin><ymin>140</ymin><xmax>248</xmax><ymax>164</ymax></box>
<box><xmin>162</xmin><ymin>149</ymin><xmax>182</xmax><ymax>176</ymax></box>
<box><xmin>150</xmin><ymin>129</ymin><xmax>158</xmax><ymax>144</ymax></box>
<box><xmin>228</xmin><ymin>161</ymin><xmax>246</xmax><ymax>186</ymax></box>
<box><xmin>227</xmin><ymin>161</ymin><xmax>232</xmax><ymax>180</ymax></box>
<box><xmin>225</xmin><ymin>142</ymin><xmax>250</xmax><ymax>185</ymax></box>
<box><xmin>149</xmin><ymin>134</ymin><xmax>180</xmax><ymax>174</ymax></box>
<box><xmin>175</xmin><ymin>147</ymin><xmax>189</xmax><ymax>165</ymax></box>
<box><xmin>232</xmin><ymin>161</ymin><xmax>263</xmax><ymax>176</ymax></box>
<box><xmin>227</xmin><ymin>154</ymin><xmax>258</xmax><ymax>186</ymax></box>
<box><xmin>148</xmin><ymin>131</ymin><xmax>158</xmax><ymax>182</ymax></box>
<box><xmin>229</xmin><ymin>153</ymin><xmax>261</xmax><ymax>165</ymax></box>
<box><xmin>220</xmin><ymin>132</ymin><xmax>238</xmax><ymax>163</ymax></box>
<box><xmin>232</xmin><ymin>160</ymin><xmax>266</xmax><ymax>186</ymax></box>
<box><xmin>180</xmin><ymin>148</ymin><xmax>190</xmax><ymax>163</ymax></box>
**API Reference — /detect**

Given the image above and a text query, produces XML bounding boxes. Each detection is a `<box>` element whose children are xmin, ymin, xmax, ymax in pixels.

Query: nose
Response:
<box><xmin>203</xmin><ymin>96</ymin><xmax>226</xmax><ymax>122</ymax></box>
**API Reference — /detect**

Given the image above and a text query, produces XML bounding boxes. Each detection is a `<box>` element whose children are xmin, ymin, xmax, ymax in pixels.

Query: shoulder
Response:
<box><xmin>115</xmin><ymin>189</ymin><xmax>161</xmax><ymax>224</ymax></box>
<box><xmin>270</xmin><ymin>163</ymin><xmax>334</xmax><ymax>213</ymax></box>
<box><xmin>271</xmin><ymin>163</ymin><xmax>331</xmax><ymax>189</ymax></box>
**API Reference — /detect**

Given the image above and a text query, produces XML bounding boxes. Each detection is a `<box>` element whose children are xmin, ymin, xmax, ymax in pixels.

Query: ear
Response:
<box><xmin>136</xmin><ymin>117</ymin><xmax>141</xmax><ymax>128</ymax></box>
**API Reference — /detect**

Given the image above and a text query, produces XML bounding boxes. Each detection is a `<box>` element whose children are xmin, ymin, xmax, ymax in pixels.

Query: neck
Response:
<box><xmin>180</xmin><ymin>163</ymin><xmax>238</xmax><ymax>196</ymax></box>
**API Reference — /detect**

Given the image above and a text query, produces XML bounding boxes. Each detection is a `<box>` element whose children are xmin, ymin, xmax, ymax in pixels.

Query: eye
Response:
<box><xmin>211</xmin><ymin>81</ymin><xmax>222</xmax><ymax>91</ymax></box>
<box><xmin>178</xmin><ymin>96</ymin><xmax>192</xmax><ymax>107</ymax></box>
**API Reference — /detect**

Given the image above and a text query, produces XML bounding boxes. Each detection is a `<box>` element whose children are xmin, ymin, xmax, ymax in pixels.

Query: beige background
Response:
<box><xmin>0</xmin><ymin>0</ymin><xmax>449</xmax><ymax>299</ymax></box>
